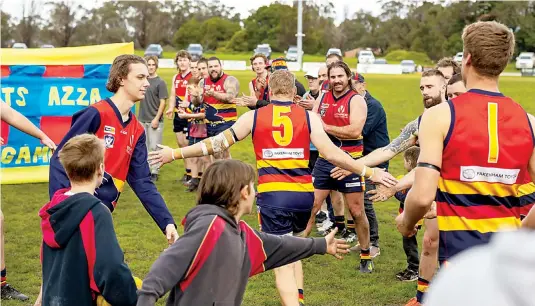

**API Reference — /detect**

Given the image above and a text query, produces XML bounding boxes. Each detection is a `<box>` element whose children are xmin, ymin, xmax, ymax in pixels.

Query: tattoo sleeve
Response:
<box><xmin>383</xmin><ymin>118</ymin><xmax>419</xmax><ymax>154</ymax></box>
<box><xmin>213</xmin><ymin>76</ymin><xmax>240</xmax><ymax>103</ymax></box>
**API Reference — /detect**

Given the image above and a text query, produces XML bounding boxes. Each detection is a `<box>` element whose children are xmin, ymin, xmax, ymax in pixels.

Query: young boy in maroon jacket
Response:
<box><xmin>40</xmin><ymin>134</ymin><xmax>139</xmax><ymax>306</ymax></box>
<box><xmin>137</xmin><ymin>160</ymin><xmax>350</xmax><ymax>306</ymax></box>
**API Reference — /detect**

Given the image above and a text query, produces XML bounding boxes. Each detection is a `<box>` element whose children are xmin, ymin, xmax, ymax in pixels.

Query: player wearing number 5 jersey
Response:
<box><xmin>148</xmin><ymin>70</ymin><xmax>397</xmax><ymax>306</ymax></box>
<box><xmin>398</xmin><ymin>21</ymin><xmax>535</xmax><ymax>270</ymax></box>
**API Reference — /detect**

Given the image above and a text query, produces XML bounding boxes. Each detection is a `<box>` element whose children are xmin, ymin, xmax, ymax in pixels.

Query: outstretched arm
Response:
<box><xmin>148</xmin><ymin>110</ymin><xmax>255</xmax><ymax>166</ymax></box>
<box><xmin>309</xmin><ymin>111</ymin><xmax>396</xmax><ymax>187</ymax></box>
<box><xmin>397</xmin><ymin>104</ymin><xmax>449</xmax><ymax>236</ymax></box>
<box><xmin>209</xmin><ymin>76</ymin><xmax>240</xmax><ymax>103</ymax></box>
<box><xmin>323</xmin><ymin>95</ymin><xmax>367</xmax><ymax>139</ymax></box>
<box><xmin>0</xmin><ymin>102</ymin><xmax>56</xmax><ymax>149</ymax></box>
<box><xmin>360</xmin><ymin>118</ymin><xmax>419</xmax><ymax>167</ymax></box>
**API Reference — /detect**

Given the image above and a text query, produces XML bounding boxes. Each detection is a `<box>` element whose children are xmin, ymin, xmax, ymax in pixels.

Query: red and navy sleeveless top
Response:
<box><xmin>203</xmin><ymin>74</ymin><xmax>237</xmax><ymax>122</ymax></box>
<box><xmin>317</xmin><ymin>90</ymin><xmax>363</xmax><ymax>159</ymax></box>
<box><xmin>92</xmin><ymin>100</ymin><xmax>144</xmax><ymax>209</ymax></box>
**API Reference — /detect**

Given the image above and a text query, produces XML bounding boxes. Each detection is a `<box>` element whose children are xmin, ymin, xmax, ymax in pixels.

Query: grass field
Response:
<box><xmin>2</xmin><ymin>70</ymin><xmax>535</xmax><ymax>306</ymax></box>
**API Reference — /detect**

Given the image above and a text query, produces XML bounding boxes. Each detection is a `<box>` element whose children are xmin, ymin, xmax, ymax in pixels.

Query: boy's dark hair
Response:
<box><xmin>403</xmin><ymin>146</ymin><xmax>421</xmax><ymax>170</ymax></box>
<box><xmin>59</xmin><ymin>134</ymin><xmax>104</xmax><ymax>183</ymax></box>
<box><xmin>448</xmin><ymin>73</ymin><xmax>463</xmax><ymax>85</ymax></box>
<box><xmin>198</xmin><ymin>57</ymin><xmax>208</xmax><ymax>65</ymax></box>
<box><xmin>197</xmin><ymin>160</ymin><xmax>256</xmax><ymax>215</ymax></box>
<box><xmin>106</xmin><ymin>54</ymin><xmax>147</xmax><ymax>93</ymax></box>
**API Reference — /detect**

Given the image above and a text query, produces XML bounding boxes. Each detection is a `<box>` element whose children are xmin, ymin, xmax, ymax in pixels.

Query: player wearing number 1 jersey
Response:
<box><xmin>398</xmin><ymin>22</ymin><xmax>535</xmax><ymax>304</ymax></box>
<box><xmin>148</xmin><ymin>70</ymin><xmax>397</xmax><ymax>305</ymax></box>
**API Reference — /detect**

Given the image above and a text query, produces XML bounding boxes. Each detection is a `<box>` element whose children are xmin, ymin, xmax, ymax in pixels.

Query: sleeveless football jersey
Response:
<box><xmin>203</xmin><ymin>74</ymin><xmax>237</xmax><ymax>122</ymax></box>
<box><xmin>92</xmin><ymin>100</ymin><xmax>144</xmax><ymax>209</ymax></box>
<box><xmin>173</xmin><ymin>71</ymin><xmax>191</xmax><ymax>100</ymax></box>
<box><xmin>252</xmin><ymin>75</ymin><xmax>270</xmax><ymax>101</ymax></box>
<box><xmin>252</xmin><ymin>100</ymin><xmax>314</xmax><ymax>212</ymax></box>
<box><xmin>437</xmin><ymin>89</ymin><xmax>535</xmax><ymax>261</ymax></box>
<box><xmin>317</xmin><ymin>90</ymin><xmax>363</xmax><ymax>159</ymax></box>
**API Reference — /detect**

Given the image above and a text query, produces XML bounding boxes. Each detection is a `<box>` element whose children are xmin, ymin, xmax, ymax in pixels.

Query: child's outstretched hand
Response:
<box><xmin>324</xmin><ymin>228</ymin><xmax>350</xmax><ymax>259</ymax></box>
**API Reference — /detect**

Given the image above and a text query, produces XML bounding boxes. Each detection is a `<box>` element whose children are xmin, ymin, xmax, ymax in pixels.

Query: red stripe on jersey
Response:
<box><xmin>180</xmin><ymin>216</ymin><xmax>226</xmax><ymax>291</ymax></box>
<box><xmin>43</xmin><ymin>65</ymin><xmax>84</xmax><ymax>78</ymax></box>
<box><xmin>340</xmin><ymin>144</ymin><xmax>363</xmax><ymax>152</ymax></box>
<box><xmin>240</xmin><ymin>221</ymin><xmax>267</xmax><ymax>277</ymax></box>
<box><xmin>80</xmin><ymin>211</ymin><xmax>99</xmax><ymax>294</ymax></box>
<box><xmin>258</xmin><ymin>174</ymin><xmax>313</xmax><ymax>185</ymax></box>
<box><xmin>437</xmin><ymin>200</ymin><xmax>519</xmax><ymax>219</ymax></box>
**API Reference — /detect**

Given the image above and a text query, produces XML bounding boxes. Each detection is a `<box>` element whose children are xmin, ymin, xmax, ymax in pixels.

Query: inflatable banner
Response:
<box><xmin>0</xmin><ymin>42</ymin><xmax>134</xmax><ymax>184</ymax></box>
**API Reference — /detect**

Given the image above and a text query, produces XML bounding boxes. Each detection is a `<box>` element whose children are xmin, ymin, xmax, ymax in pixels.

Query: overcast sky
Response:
<box><xmin>1</xmin><ymin>0</ymin><xmax>383</xmax><ymax>25</ymax></box>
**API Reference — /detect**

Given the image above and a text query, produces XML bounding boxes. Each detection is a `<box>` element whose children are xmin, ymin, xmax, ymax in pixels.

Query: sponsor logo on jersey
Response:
<box><xmin>460</xmin><ymin>166</ymin><xmax>520</xmax><ymax>184</ymax></box>
<box><xmin>262</xmin><ymin>148</ymin><xmax>304</xmax><ymax>159</ymax></box>
<box><xmin>104</xmin><ymin>125</ymin><xmax>115</xmax><ymax>134</ymax></box>
<box><xmin>104</xmin><ymin>134</ymin><xmax>115</xmax><ymax>149</ymax></box>
<box><xmin>334</xmin><ymin>104</ymin><xmax>349</xmax><ymax>119</ymax></box>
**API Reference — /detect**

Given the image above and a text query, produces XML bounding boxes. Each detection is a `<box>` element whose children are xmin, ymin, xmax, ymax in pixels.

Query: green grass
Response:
<box><xmin>2</xmin><ymin>70</ymin><xmax>535</xmax><ymax>306</ymax></box>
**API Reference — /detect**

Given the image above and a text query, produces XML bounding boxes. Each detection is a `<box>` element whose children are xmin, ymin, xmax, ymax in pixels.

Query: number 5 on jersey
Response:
<box><xmin>272</xmin><ymin>105</ymin><xmax>293</xmax><ymax>146</ymax></box>
<box><xmin>488</xmin><ymin>102</ymin><xmax>499</xmax><ymax>163</ymax></box>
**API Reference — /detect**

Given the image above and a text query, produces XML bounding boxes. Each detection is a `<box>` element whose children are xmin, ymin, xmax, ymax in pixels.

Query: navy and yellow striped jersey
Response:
<box><xmin>437</xmin><ymin>89</ymin><xmax>535</xmax><ymax>261</ymax></box>
<box><xmin>252</xmin><ymin>100</ymin><xmax>314</xmax><ymax>212</ymax></box>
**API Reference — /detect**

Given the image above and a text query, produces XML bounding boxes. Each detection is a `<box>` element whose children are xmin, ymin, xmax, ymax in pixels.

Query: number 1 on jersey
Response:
<box><xmin>488</xmin><ymin>102</ymin><xmax>499</xmax><ymax>163</ymax></box>
<box><xmin>272</xmin><ymin>105</ymin><xmax>293</xmax><ymax>146</ymax></box>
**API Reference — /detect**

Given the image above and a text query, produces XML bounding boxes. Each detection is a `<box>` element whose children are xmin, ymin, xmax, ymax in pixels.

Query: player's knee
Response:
<box><xmin>423</xmin><ymin>233</ymin><xmax>439</xmax><ymax>250</ymax></box>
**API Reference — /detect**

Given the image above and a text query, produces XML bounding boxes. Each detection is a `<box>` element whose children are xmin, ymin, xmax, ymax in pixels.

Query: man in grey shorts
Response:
<box><xmin>140</xmin><ymin>55</ymin><xmax>169</xmax><ymax>181</ymax></box>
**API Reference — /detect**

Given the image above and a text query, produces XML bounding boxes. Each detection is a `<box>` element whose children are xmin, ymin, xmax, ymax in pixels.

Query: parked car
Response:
<box><xmin>374</xmin><ymin>58</ymin><xmax>387</xmax><ymax>64</ymax></box>
<box><xmin>285</xmin><ymin>46</ymin><xmax>302</xmax><ymax>62</ymax></box>
<box><xmin>41</xmin><ymin>44</ymin><xmax>54</xmax><ymax>48</ymax></box>
<box><xmin>358</xmin><ymin>50</ymin><xmax>375</xmax><ymax>64</ymax></box>
<box><xmin>12</xmin><ymin>42</ymin><xmax>28</xmax><ymax>49</ymax></box>
<box><xmin>454</xmin><ymin>52</ymin><xmax>463</xmax><ymax>64</ymax></box>
<box><xmin>254</xmin><ymin>44</ymin><xmax>272</xmax><ymax>59</ymax></box>
<box><xmin>144</xmin><ymin>44</ymin><xmax>163</xmax><ymax>58</ymax></box>
<box><xmin>516</xmin><ymin>52</ymin><xmax>535</xmax><ymax>69</ymax></box>
<box><xmin>401</xmin><ymin>60</ymin><xmax>416</xmax><ymax>73</ymax></box>
<box><xmin>187</xmin><ymin>43</ymin><xmax>203</xmax><ymax>60</ymax></box>
<box><xmin>326</xmin><ymin>48</ymin><xmax>342</xmax><ymax>57</ymax></box>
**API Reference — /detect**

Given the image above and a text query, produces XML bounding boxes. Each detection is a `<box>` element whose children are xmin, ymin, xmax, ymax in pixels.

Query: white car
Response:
<box><xmin>358</xmin><ymin>50</ymin><xmax>375</xmax><ymax>64</ymax></box>
<box><xmin>454</xmin><ymin>52</ymin><xmax>463</xmax><ymax>64</ymax></box>
<box><xmin>326</xmin><ymin>48</ymin><xmax>342</xmax><ymax>57</ymax></box>
<box><xmin>285</xmin><ymin>46</ymin><xmax>302</xmax><ymax>62</ymax></box>
<box><xmin>12</xmin><ymin>43</ymin><xmax>28</xmax><ymax>49</ymax></box>
<box><xmin>516</xmin><ymin>52</ymin><xmax>535</xmax><ymax>69</ymax></box>
<box><xmin>401</xmin><ymin>60</ymin><xmax>416</xmax><ymax>74</ymax></box>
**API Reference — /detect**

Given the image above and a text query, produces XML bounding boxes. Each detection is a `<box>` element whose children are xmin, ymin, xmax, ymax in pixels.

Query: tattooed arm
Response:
<box><xmin>209</xmin><ymin>76</ymin><xmax>240</xmax><ymax>103</ymax></box>
<box><xmin>359</xmin><ymin>117</ymin><xmax>419</xmax><ymax>167</ymax></box>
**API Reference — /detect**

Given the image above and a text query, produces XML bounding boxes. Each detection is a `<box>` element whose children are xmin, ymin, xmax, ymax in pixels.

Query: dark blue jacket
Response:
<box><xmin>40</xmin><ymin>190</ymin><xmax>138</xmax><ymax>306</ymax></box>
<box><xmin>362</xmin><ymin>92</ymin><xmax>390</xmax><ymax>171</ymax></box>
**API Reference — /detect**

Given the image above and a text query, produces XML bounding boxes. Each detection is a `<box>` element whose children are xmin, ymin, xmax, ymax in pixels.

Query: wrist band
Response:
<box><xmin>360</xmin><ymin>166</ymin><xmax>367</xmax><ymax>177</ymax></box>
<box><xmin>416</xmin><ymin>162</ymin><xmax>441</xmax><ymax>172</ymax></box>
<box><xmin>171</xmin><ymin>148</ymin><xmax>176</xmax><ymax>160</ymax></box>
<box><xmin>364</xmin><ymin>167</ymin><xmax>374</xmax><ymax>179</ymax></box>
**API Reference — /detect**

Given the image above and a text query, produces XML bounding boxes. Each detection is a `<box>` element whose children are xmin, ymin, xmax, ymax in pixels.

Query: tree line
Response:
<box><xmin>2</xmin><ymin>0</ymin><xmax>534</xmax><ymax>60</ymax></box>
